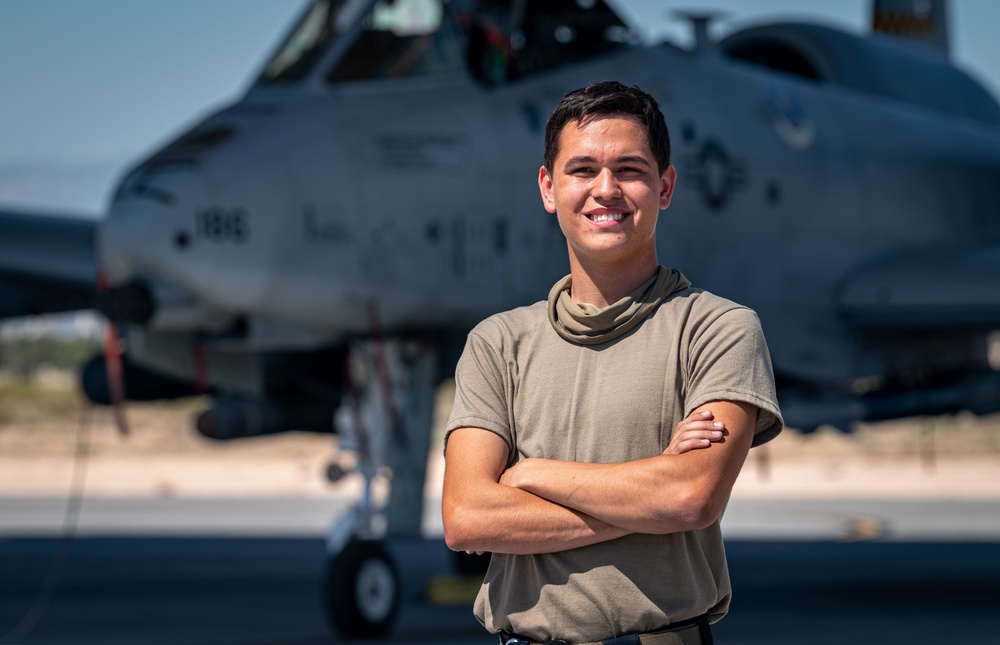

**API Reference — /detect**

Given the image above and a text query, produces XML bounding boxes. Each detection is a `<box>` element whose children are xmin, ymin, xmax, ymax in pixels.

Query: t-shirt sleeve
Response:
<box><xmin>685</xmin><ymin>307</ymin><xmax>783</xmax><ymax>446</ymax></box>
<box><xmin>444</xmin><ymin>327</ymin><xmax>514</xmax><ymax>456</ymax></box>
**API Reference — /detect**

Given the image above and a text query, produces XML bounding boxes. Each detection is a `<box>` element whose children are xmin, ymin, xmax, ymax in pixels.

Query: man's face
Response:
<box><xmin>538</xmin><ymin>116</ymin><xmax>676</xmax><ymax>271</ymax></box>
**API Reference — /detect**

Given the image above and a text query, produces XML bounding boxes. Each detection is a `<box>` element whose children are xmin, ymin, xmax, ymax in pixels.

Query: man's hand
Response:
<box><xmin>664</xmin><ymin>409</ymin><xmax>726</xmax><ymax>455</ymax></box>
<box><xmin>501</xmin><ymin>407</ymin><xmax>728</xmax><ymax>490</ymax></box>
<box><xmin>495</xmin><ymin>401</ymin><xmax>757</xmax><ymax>534</ymax></box>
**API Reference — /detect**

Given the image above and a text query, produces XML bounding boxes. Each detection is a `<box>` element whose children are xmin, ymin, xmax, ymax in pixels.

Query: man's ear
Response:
<box><xmin>538</xmin><ymin>166</ymin><xmax>557</xmax><ymax>213</ymax></box>
<box><xmin>659</xmin><ymin>164</ymin><xmax>677</xmax><ymax>210</ymax></box>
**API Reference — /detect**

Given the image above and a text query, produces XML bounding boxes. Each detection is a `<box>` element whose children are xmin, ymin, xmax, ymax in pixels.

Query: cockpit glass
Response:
<box><xmin>259</xmin><ymin>0</ymin><xmax>369</xmax><ymax>83</ymax></box>
<box><xmin>261</xmin><ymin>0</ymin><xmax>634</xmax><ymax>86</ymax></box>
<box><xmin>327</xmin><ymin>0</ymin><xmax>463</xmax><ymax>82</ymax></box>
<box><xmin>458</xmin><ymin>0</ymin><xmax>634</xmax><ymax>85</ymax></box>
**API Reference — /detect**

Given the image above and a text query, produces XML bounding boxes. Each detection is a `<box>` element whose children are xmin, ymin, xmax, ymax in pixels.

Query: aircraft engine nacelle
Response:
<box><xmin>780</xmin><ymin>371</ymin><xmax>1000</xmax><ymax>433</ymax></box>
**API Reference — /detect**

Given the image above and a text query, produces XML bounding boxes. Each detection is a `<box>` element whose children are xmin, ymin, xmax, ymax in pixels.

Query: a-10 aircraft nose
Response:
<box><xmin>96</xmin><ymin>136</ymin><xmax>287</xmax><ymax>335</ymax></box>
<box><xmin>94</xmin><ymin>161</ymin><xmax>222</xmax><ymax>328</ymax></box>
<box><xmin>99</xmin><ymin>170</ymin><xmax>203</xmax><ymax>284</ymax></box>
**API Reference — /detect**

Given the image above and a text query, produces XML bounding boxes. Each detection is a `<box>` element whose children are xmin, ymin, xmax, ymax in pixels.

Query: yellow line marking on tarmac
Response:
<box><xmin>426</xmin><ymin>574</ymin><xmax>484</xmax><ymax>605</ymax></box>
<box><xmin>840</xmin><ymin>517</ymin><xmax>885</xmax><ymax>542</ymax></box>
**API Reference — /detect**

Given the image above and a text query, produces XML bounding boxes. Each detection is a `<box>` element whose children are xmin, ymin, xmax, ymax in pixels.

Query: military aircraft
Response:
<box><xmin>3</xmin><ymin>0</ymin><xmax>1000</xmax><ymax>637</ymax></box>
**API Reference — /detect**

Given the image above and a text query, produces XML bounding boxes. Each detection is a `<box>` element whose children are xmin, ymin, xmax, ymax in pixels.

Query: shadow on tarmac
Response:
<box><xmin>1</xmin><ymin>537</ymin><xmax>998</xmax><ymax>645</ymax></box>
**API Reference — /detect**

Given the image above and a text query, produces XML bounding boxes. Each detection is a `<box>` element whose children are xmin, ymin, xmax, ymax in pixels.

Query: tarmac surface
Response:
<box><xmin>1</xmin><ymin>498</ymin><xmax>999</xmax><ymax>645</ymax></box>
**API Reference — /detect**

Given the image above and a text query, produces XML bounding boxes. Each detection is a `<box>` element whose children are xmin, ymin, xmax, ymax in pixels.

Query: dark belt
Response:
<box><xmin>499</xmin><ymin>615</ymin><xmax>713</xmax><ymax>645</ymax></box>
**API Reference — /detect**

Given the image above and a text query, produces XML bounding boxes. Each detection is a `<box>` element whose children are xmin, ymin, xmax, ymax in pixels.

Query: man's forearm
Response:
<box><xmin>500</xmin><ymin>456</ymin><xmax>710</xmax><ymax>533</ymax></box>
<box><xmin>442</xmin><ymin>427</ymin><xmax>631</xmax><ymax>555</ymax></box>
<box><xmin>501</xmin><ymin>402</ymin><xmax>757</xmax><ymax>533</ymax></box>
<box><xmin>444</xmin><ymin>478</ymin><xmax>630</xmax><ymax>554</ymax></box>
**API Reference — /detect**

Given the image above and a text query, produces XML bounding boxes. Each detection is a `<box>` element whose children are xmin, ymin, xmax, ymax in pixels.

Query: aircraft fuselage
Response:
<box><xmin>96</xmin><ymin>5</ymin><xmax>1000</xmax><ymax>427</ymax></box>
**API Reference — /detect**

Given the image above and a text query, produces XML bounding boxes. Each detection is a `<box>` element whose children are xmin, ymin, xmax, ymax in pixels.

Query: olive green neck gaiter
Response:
<box><xmin>547</xmin><ymin>266</ymin><xmax>692</xmax><ymax>346</ymax></box>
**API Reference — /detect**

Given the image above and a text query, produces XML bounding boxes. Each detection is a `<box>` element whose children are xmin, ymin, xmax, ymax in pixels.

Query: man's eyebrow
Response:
<box><xmin>563</xmin><ymin>155</ymin><xmax>597</xmax><ymax>168</ymax></box>
<box><xmin>614</xmin><ymin>155</ymin><xmax>653</xmax><ymax>167</ymax></box>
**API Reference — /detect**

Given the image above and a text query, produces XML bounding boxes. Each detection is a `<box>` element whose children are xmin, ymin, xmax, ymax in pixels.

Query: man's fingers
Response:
<box><xmin>665</xmin><ymin>438</ymin><xmax>709</xmax><ymax>455</ymax></box>
<box><xmin>676</xmin><ymin>430</ymin><xmax>723</xmax><ymax>443</ymax></box>
<box><xmin>665</xmin><ymin>408</ymin><xmax>730</xmax><ymax>455</ymax></box>
<box><xmin>664</xmin><ymin>428</ymin><xmax>726</xmax><ymax>455</ymax></box>
<box><xmin>676</xmin><ymin>419</ymin><xmax>727</xmax><ymax>435</ymax></box>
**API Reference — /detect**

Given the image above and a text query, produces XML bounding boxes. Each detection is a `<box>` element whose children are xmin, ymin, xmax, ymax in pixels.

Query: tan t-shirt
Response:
<box><xmin>446</xmin><ymin>270</ymin><xmax>782</xmax><ymax>642</ymax></box>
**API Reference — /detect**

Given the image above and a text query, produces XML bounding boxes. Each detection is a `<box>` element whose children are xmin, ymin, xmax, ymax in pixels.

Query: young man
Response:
<box><xmin>443</xmin><ymin>81</ymin><xmax>782</xmax><ymax>645</ymax></box>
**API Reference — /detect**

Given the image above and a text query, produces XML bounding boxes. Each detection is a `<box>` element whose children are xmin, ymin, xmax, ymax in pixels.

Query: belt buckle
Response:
<box><xmin>500</xmin><ymin>636</ymin><xmax>567</xmax><ymax>645</ymax></box>
<box><xmin>502</xmin><ymin>637</ymin><xmax>530</xmax><ymax>645</ymax></box>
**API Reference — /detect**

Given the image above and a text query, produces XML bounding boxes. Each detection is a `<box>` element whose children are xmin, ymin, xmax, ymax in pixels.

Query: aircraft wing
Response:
<box><xmin>837</xmin><ymin>245</ymin><xmax>1000</xmax><ymax>327</ymax></box>
<box><xmin>0</xmin><ymin>210</ymin><xmax>98</xmax><ymax>319</ymax></box>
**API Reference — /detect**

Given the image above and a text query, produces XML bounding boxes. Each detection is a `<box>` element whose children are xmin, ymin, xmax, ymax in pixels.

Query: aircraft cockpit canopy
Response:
<box><xmin>257</xmin><ymin>0</ymin><xmax>635</xmax><ymax>87</ymax></box>
<box><xmin>259</xmin><ymin>0</ymin><xmax>341</xmax><ymax>83</ymax></box>
<box><xmin>326</xmin><ymin>0</ymin><xmax>464</xmax><ymax>83</ymax></box>
<box><xmin>458</xmin><ymin>0</ymin><xmax>632</xmax><ymax>84</ymax></box>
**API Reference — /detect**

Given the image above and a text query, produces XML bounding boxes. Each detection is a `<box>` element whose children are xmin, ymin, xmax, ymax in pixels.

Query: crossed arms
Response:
<box><xmin>442</xmin><ymin>400</ymin><xmax>757</xmax><ymax>555</ymax></box>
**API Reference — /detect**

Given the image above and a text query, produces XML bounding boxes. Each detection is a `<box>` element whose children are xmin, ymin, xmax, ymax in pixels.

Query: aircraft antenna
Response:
<box><xmin>672</xmin><ymin>11</ymin><xmax>727</xmax><ymax>53</ymax></box>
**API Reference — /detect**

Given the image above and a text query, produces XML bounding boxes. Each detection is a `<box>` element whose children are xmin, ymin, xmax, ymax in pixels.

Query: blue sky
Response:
<box><xmin>1</xmin><ymin>0</ymin><xmax>997</xmax><ymax>217</ymax></box>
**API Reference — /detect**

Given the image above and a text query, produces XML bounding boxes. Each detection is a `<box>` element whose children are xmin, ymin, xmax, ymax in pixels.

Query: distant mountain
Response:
<box><xmin>0</xmin><ymin>161</ymin><xmax>123</xmax><ymax>217</ymax></box>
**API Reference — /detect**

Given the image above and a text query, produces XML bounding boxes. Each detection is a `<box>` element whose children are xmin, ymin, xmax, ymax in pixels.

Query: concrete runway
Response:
<box><xmin>1</xmin><ymin>499</ymin><xmax>999</xmax><ymax>644</ymax></box>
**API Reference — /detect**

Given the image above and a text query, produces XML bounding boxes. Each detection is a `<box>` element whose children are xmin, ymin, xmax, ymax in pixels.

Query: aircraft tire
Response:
<box><xmin>323</xmin><ymin>540</ymin><xmax>400</xmax><ymax>638</ymax></box>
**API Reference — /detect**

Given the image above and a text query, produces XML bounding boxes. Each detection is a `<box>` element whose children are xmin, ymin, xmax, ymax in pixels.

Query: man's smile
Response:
<box><xmin>586</xmin><ymin>211</ymin><xmax>629</xmax><ymax>224</ymax></box>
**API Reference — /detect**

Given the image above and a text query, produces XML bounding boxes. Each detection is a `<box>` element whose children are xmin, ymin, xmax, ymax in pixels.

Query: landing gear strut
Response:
<box><xmin>322</xmin><ymin>339</ymin><xmax>439</xmax><ymax>638</ymax></box>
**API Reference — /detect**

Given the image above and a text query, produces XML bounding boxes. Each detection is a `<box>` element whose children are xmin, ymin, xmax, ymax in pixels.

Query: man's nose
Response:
<box><xmin>593</xmin><ymin>168</ymin><xmax>621</xmax><ymax>199</ymax></box>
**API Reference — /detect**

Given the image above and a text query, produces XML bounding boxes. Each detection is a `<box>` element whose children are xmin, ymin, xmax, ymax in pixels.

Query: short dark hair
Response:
<box><xmin>543</xmin><ymin>81</ymin><xmax>670</xmax><ymax>175</ymax></box>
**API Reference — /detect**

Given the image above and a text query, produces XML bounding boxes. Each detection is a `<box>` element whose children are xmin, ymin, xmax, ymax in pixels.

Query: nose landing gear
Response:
<box><xmin>321</xmin><ymin>339</ymin><xmax>439</xmax><ymax>638</ymax></box>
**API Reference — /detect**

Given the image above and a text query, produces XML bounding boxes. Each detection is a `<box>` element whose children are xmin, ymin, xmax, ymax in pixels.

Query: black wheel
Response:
<box><xmin>323</xmin><ymin>540</ymin><xmax>400</xmax><ymax>638</ymax></box>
